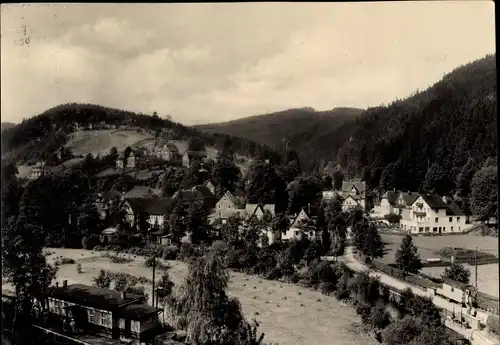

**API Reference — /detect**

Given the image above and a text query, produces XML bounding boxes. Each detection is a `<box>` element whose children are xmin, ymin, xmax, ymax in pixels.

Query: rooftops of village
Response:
<box><xmin>172</xmin><ymin>189</ymin><xmax>205</xmax><ymax>202</ymax></box>
<box><xmin>116</xmin><ymin>303</ymin><xmax>164</xmax><ymax>321</ymax></box>
<box><xmin>48</xmin><ymin>284</ymin><xmax>144</xmax><ymax>311</ymax></box>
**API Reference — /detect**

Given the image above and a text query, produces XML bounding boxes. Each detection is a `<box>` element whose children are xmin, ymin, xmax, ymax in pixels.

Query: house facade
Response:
<box><xmin>123</xmin><ymin>197</ymin><xmax>172</xmax><ymax>229</ymax></box>
<box><xmin>282</xmin><ymin>208</ymin><xmax>317</xmax><ymax>241</ymax></box>
<box><xmin>155</xmin><ymin>143</ymin><xmax>179</xmax><ymax>161</ymax></box>
<box><xmin>45</xmin><ymin>282</ymin><xmax>163</xmax><ymax>343</ymax></box>
<box><xmin>29</xmin><ymin>161</ymin><xmax>47</xmax><ymax>180</ymax></box>
<box><xmin>214</xmin><ymin>191</ymin><xmax>246</xmax><ymax>221</ymax></box>
<box><xmin>400</xmin><ymin>194</ymin><xmax>470</xmax><ymax>234</ymax></box>
<box><xmin>182</xmin><ymin>150</ymin><xmax>208</xmax><ymax>168</ymax></box>
<box><xmin>116</xmin><ymin>151</ymin><xmax>137</xmax><ymax>169</ymax></box>
<box><xmin>322</xmin><ymin>180</ymin><xmax>367</xmax><ymax>212</ymax></box>
<box><xmin>372</xmin><ymin>190</ymin><xmax>419</xmax><ymax>220</ymax></box>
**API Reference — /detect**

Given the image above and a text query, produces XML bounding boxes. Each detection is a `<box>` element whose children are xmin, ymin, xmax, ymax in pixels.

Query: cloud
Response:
<box><xmin>0</xmin><ymin>2</ymin><xmax>496</xmax><ymax>125</ymax></box>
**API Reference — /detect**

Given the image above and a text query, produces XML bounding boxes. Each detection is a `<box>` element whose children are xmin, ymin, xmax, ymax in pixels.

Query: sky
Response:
<box><xmin>0</xmin><ymin>2</ymin><xmax>496</xmax><ymax>126</ymax></box>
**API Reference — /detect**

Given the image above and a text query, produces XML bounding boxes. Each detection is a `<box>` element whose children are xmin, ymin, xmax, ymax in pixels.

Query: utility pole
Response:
<box><xmin>474</xmin><ymin>247</ymin><xmax>478</xmax><ymax>289</ymax></box>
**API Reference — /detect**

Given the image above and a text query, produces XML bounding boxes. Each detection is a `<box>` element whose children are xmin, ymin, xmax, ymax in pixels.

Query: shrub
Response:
<box><xmin>144</xmin><ymin>256</ymin><xmax>170</xmax><ymax>270</ymax></box>
<box><xmin>162</xmin><ymin>245</ymin><xmax>180</xmax><ymax>260</ymax></box>
<box><xmin>76</xmin><ymin>263</ymin><xmax>82</xmax><ymax>274</ymax></box>
<box><xmin>179</xmin><ymin>242</ymin><xmax>196</xmax><ymax>261</ymax></box>
<box><xmin>82</xmin><ymin>234</ymin><xmax>101</xmax><ymax>250</ymax></box>
<box><xmin>102</xmin><ymin>252</ymin><xmax>133</xmax><ymax>264</ymax></box>
<box><xmin>55</xmin><ymin>257</ymin><xmax>75</xmax><ymax>265</ymax></box>
<box><xmin>319</xmin><ymin>281</ymin><xmax>336</xmax><ymax>295</ymax></box>
<box><xmin>370</xmin><ymin>306</ymin><xmax>391</xmax><ymax>329</ymax></box>
<box><xmin>356</xmin><ymin>302</ymin><xmax>372</xmax><ymax>324</ymax></box>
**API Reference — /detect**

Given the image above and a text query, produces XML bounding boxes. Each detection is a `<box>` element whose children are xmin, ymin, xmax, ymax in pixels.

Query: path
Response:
<box><xmin>341</xmin><ymin>247</ymin><xmax>499</xmax><ymax>345</ymax></box>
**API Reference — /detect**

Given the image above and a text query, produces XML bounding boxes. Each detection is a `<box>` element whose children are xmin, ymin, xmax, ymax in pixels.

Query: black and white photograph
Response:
<box><xmin>1</xmin><ymin>2</ymin><xmax>498</xmax><ymax>345</ymax></box>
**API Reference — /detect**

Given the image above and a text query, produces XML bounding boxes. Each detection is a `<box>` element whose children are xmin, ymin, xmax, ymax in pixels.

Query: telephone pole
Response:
<box><xmin>474</xmin><ymin>247</ymin><xmax>478</xmax><ymax>289</ymax></box>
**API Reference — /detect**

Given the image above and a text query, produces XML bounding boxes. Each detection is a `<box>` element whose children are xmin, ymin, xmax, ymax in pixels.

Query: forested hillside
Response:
<box><xmin>1</xmin><ymin>103</ymin><xmax>279</xmax><ymax>164</ymax></box>
<box><xmin>334</xmin><ymin>54</ymin><xmax>496</xmax><ymax>195</ymax></box>
<box><xmin>195</xmin><ymin>107</ymin><xmax>364</xmax><ymax>169</ymax></box>
<box><xmin>1</xmin><ymin>122</ymin><xmax>16</xmax><ymax>132</ymax></box>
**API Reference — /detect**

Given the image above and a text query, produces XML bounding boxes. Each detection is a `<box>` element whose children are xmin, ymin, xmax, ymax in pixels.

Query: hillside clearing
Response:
<box><xmin>5</xmin><ymin>248</ymin><xmax>378</xmax><ymax>345</ymax></box>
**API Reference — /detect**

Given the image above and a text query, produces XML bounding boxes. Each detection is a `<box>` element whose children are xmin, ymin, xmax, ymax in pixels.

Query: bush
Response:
<box><xmin>356</xmin><ymin>302</ymin><xmax>372</xmax><ymax>324</ymax></box>
<box><xmin>76</xmin><ymin>263</ymin><xmax>82</xmax><ymax>274</ymax></box>
<box><xmin>102</xmin><ymin>252</ymin><xmax>133</xmax><ymax>264</ymax></box>
<box><xmin>144</xmin><ymin>256</ymin><xmax>170</xmax><ymax>270</ymax></box>
<box><xmin>370</xmin><ymin>306</ymin><xmax>391</xmax><ymax>329</ymax></box>
<box><xmin>318</xmin><ymin>281</ymin><xmax>336</xmax><ymax>295</ymax></box>
<box><xmin>82</xmin><ymin>234</ymin><xmax>101</xmax><ymax>250</ymax></box>
<box><xmin>179</xmin><ymin>242</ymin><xmax>196</xmax><ymax>261</ymax></box>
<box><xmin>162</xmin><ymin>245</ymin><xmax>180</xmax><ymax>260</ymax></box>
<box><xmin>55</xmin><ymin>257</ymin><xmax>76</xmax><ymax>265</ymax></box>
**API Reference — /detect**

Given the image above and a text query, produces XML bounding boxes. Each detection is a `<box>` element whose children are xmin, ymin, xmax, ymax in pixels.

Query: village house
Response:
<box><xmin>45</xmin><ymin>282</ymin><xmax>163</xmax><ymax>344</ymax></box>
<box><xmin>245</xmin><ymin>203</ymin><xmax>278</xmax><ymax>244</ymax></box>
<box><xmin>123</xmin><ymin>197</ymin><xmax>172</xmax><ymax>230</ymax></box>
<box><xmin>322</xmin><ymin>180</ymin><xmax>367</xmax><ymax>212</ymax></box>
<box><xmin>213</xmin><ymin>191</ymin><xmax>246</xmax><ymax>222</ymax></box>
<box><xmin>154</xmin><ymin>142</ymin><xmax>179</xmax><ymax>161</ymax></box>
<box><xmin>182</xmin><ymin>150</ymin><xmax>208</xmax><ymax>168</ymax></box>
<box><xmin>191</xmin><ymin>185</ymin><xmax>217</xmax><ymax>209</ymax></box>
<box><xmin>400</xmin><ymin>193</ymin><xmax>471</xmax><ymax>234</ymax></box>
<box><xmin>282</xmin><ymin>207</ymin><xmax>317</xmax><ymax>241</ymax></box>
<box><xmin>371</xmin><ymin>190</ymin><xmax>420</xmax><ymax>220</ymax></box>
<box><xmin>29</xmin><ymin>161</ymin><xmax>47</xmax><ymax>180</ymax></box>
<box><xmin>116</xmin><ymin>151</ymin><xmax>136</xmax><ymax>169</ymax></box>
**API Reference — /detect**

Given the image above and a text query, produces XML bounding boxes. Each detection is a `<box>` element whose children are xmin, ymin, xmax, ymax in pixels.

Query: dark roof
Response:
<box><xmin>48</xmin><ymin>284</ymin><xmax>143</xmax><ymax>311</ymax></box>
<box><xmin>192</xmin><ymin>185</ymin><xmax>215</xmax><ymax>198</ymax></box>
<box><xmin>117</xmin><ymin>304</ymin><xmax>163</xmax><ymax>321</ymax></box>
<box><xmin>382</xmin><ymin>191</ymin><xmax>400</xmax><ymax>205</ymax></box>
<box><xmin>223</xmin><ymin>191</ymin><xmax>245</xmax><ymax>209</ymax></box>
<box><xmin>442</xmin><ymin>278</ymin><xmax>473</xmax><ymax>291</ymax></box>
<box><xmin>127</xmin><ymin>198</ymin><xmax>172</xmax><ymax>215</ymax></box>
<box><xmin>100</xmin><ymin>190</ymin><xmax>122</xmax><ymax>203</ymax></box>
<box><xmin>164</xmin><ymin>143</ymin><xmax>178</xmax><ymax>152</ymax></box>
<box><xmin>184</xmin><ymin>150</ymin><xmax>207</xmax><ymax>158</ymax></box>
<box><xmin>445</xmin><ymin>201</ymin><xmax>466</xmax><ymax>216</ymax></box>
<box><xmin>173</xmin><ymin>189</ymin><xmax>205</xmax><ymax>202</ymax></box>
<box><xmin>341</xmin><ymin>181</ymin><xmax>366</xmax><ymax>195</ymax></box>
<box><xmin>400</xmin><ymin>191</ymin><xmax>420</xmax><ymax>206</ymax></box>
<box><xmin>420</xmin><ymin>194</ymin><xmax>449</xmax><ymax>209</ymax></box>
<box><xmin>125</xmin><ymin>186</ymin><xmax>162</xmax><ymax>199</ymax></box>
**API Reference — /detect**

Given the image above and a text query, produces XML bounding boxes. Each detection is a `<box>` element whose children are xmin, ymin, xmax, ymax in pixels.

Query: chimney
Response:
<box><xmin>308</xmin><ymin>203</ymin><xmax>311</xmax><ymax>215</ymax></box>
<box><xmin>408</xmin><ymin>190</ymin><xmax>411</xmax><ymax>195</ymax></box>
<box><xmin>63</xmin><ymin>280</ymin><xmax>68</xmax><ymax>288</ymax></box>
<box><xmin>121</xmin><ymin>291</ymin><xmax>126</xmax><ymax>300</ymax></box>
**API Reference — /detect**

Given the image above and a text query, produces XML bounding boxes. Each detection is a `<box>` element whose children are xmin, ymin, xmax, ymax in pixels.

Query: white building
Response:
<box><xmin>282</xmin><ymin>208</ymin><xmax>317</xmax><ymax>241</ymax></box>
<box><xmin>372</xmin><ymin>190</ymin><xmax>420</xmax><ymax>220</ymax></box>
<box><xmin>400</xmin><ymin>194</ymin><xmax>471</xmax><ymax>234</ymax></box>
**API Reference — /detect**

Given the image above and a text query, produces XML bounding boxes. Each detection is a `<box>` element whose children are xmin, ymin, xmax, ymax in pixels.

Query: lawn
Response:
<box><xmin>4</xmin><ymin>248</ymin><xmax>378</xmax><ymax>345</ymax></box>
<box><xmin>380</xmin><ymin>234</ymin><xmax>499</xmax><ymax>297</ymax></box>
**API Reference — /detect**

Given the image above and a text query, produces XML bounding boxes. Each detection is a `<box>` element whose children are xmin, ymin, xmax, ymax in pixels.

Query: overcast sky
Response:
<box><xmin>1</xmin><ymin>2</ymin><xmax>495</xmax><ymax>126</ymax></box>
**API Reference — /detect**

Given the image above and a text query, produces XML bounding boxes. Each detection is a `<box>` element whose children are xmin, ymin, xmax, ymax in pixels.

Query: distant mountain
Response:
<box><xmin>1</xmin><ymin>103</ymin><xmax>279</xmax><ymax>165</ymax></box>
<box><xmin>1</xmin><ymin>122</ymin><xmax>16</xmax><ymax>132</ymax></box>
<box><xmin>195</xmin><ymin>107</ymin><xmax>364</xmax><ymax>169</ymax></box>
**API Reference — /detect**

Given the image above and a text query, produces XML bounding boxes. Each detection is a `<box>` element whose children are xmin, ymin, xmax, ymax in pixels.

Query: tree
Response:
<box><xmin>332</xmin><ymin>169</ymin><xmax>344</xmax><ymax>190</ymax></box>
<box><xmin>422</xmin><ymin>163</ymin><xmax>454</xmax><ymax>195</ymax></box>
<box><xmin>352</xmin><ymin>222</ymin><xmax>384</xmax><ymax>261</ymax></box>
<box><xmin>324</xmin><ymin>199</ymin><xmax>347</xmax><ymax>258</ymax></box>
<box><xmin>187</xmin><ymin>137</ymin><xmax>206</xmax><ymax>152</ymax></box>
<box><xmin>382</xmin><ymin>316</ymin><xmax>423</xmax><ymax>345</ymax></box>
<box><xmin>286</xmin><ymin>175</ymin><xmax>323</xmax><ymax>215</ymax></box>
<box><xmin>470</xmin><ymin>164</ymin><xmax>498</xmax><ymax>222</ymax></box>
<box><xmin>246</xmin><ymin>161</ymin><xmax>287</xmax><ymax>211</ymax></box>
<box><xmin>395</xmin><ymin>235</ymin><xmax>422</xmax><ymax>276</ymax></box>
<box><xmin>167</xmin><ymin>252</ymin><xmax>267</xmax><ymax>345</ymax></box>
<box><xmin>2</xmin><ymin>216</ymin><xmax>57</xmax><ymax>343</ymax></box>
<box><xmin>213</xmin><ymin>151</ymin><xmax>241</xmax><ymax>198</ymax></box>
<box><xmin>442</xmin><ymin>263</ymin><xmax>471</xmax><ymax>284</ymax></box>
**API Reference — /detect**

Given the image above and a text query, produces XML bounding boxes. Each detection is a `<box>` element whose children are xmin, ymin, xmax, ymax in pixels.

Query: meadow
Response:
<box><xmin>380</xmin><ymin>234</ymin><xmax>499</xmax><ymax>297</ymax></box>
<box><xmin>4</xmin><ymin>248</ymin><xmax>379</xmax><ymax>345</ymax></box>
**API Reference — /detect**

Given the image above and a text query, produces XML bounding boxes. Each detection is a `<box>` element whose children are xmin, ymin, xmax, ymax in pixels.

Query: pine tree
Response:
<box><xmin>395</xmin><ymin>235</ymin><xmax>422</xmax><ymax>276</ymax></box>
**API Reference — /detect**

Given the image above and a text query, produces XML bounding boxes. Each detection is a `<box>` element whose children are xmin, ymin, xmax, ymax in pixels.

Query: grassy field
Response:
<box><xmin>380</xmin><ymin>234</ymin><xmax>499</xmax><ymax>297</ymax></box>
<box><xmin>3</xmin><ymin>248</ymin><xmax>378</xmax><ymax>345</ymax></box>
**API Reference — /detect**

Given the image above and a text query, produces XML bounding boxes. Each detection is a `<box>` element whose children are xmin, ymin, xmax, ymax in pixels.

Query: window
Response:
<box><xmin>449</xmin><ymin>217</ymin><xmax>452</xmax><ymax>222</ymax></box>
<box><xmin>433</xmin><ymin>227</ymin><xmax>437</xmax><ymax>232</ymax></box>
<box><xmin>450</xmin><ymin>287</ymin><xmax>454</xmax><ymax>292</ymax></box>
<box><xmin>88</xmin><ymin>310</ymin><xmax>94</xmax><ymax>322</ymax></box>
<box><xmin>294</xmin><ymin>231</ymin><xmax>299</xmax><ymax>236</ymax></box>
<box><xmin>425</xmin><ymin>227</ymin><xmax>429</xmax><ymax>232</ymax></box>
<box><xmin>101</xmin><ymin>313</ymin><xmax>106</xmax><ymax>326</ymax></box>
<box><xmin>451</xmin><ymin>226</ymin><xmax>454</xmax><ymax>231</ymax></box>
<box><xmin>418</xmin><ymin>227</ymin><xmax>423</xmax><ymax>233</ymax></box>
<box><xmin>309</xmin><ymin>231</ymin><xmax>314</xmax><ymax>237</ymax></box>
<box><xmin>435</xmin><ymin>218</ymin><xmax>438</xmax><ymax>223</ymax></box>
<box><xmin>443</xmin><ymin>227</ymin><xmax>445</xmax><ymax>232</ymax></box>
<box><xmin>457</xmin><ymin>217</ymin><xmax>460</xmax><ymax>222</ymax></box>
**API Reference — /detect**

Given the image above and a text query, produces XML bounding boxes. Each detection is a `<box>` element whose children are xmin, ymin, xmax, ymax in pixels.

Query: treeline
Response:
<box><xmin>0</xmin><ymin>102</ymin><xmax>280</xmax><ymax>164</ymax></box>
<box><xmin>332</xmin><ymin>54</ymin><xmax>496</xmax><ymax>196</ymax></box>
